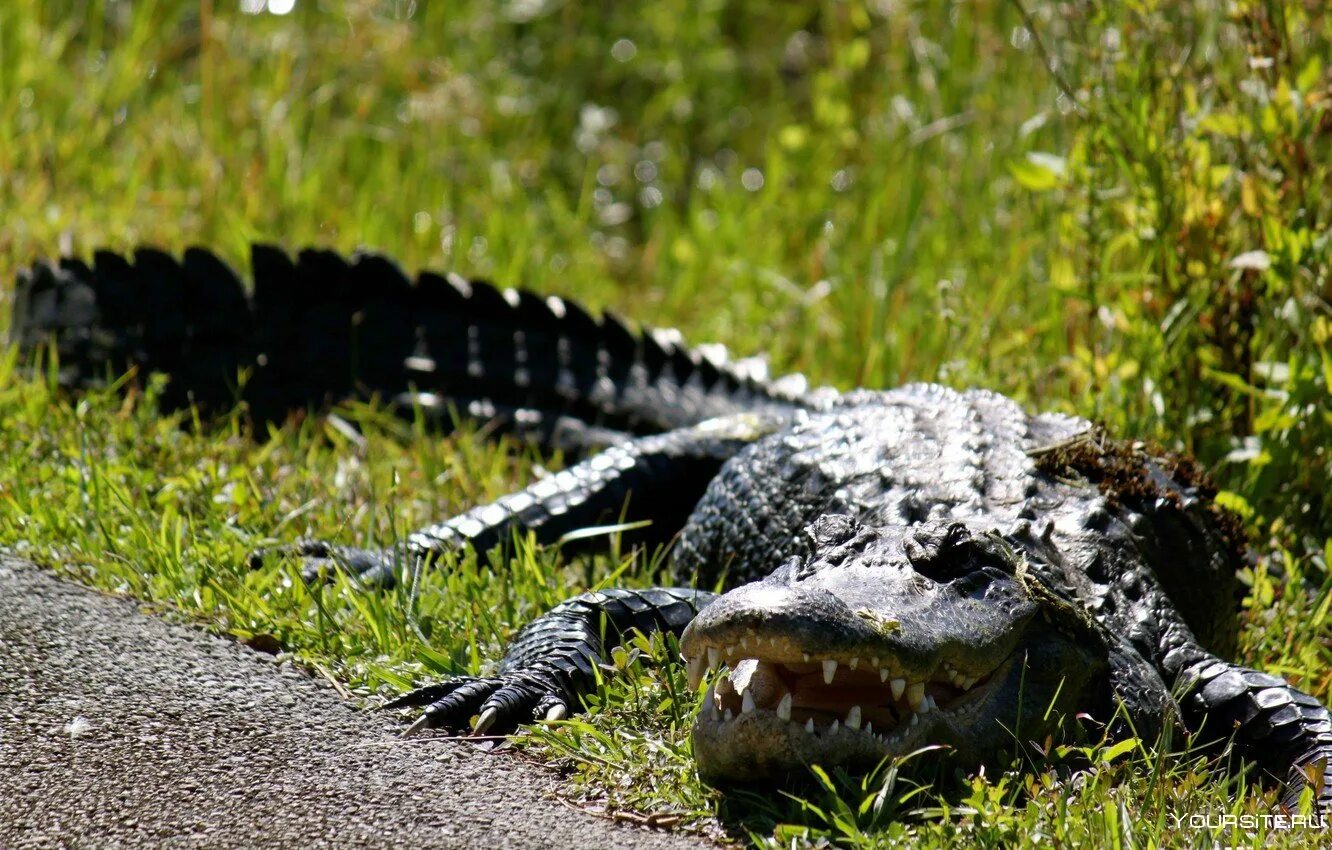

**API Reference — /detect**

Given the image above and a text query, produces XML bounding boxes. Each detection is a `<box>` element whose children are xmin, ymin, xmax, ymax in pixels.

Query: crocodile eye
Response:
<box><xmin>904</xmin><ymin>522</ymin><xmax>966</xmax><ymax>575</ymax></box>
<box><xmin>903</xmin><ymin>522</ymin><xmax>1017</xmax><ymax>585</ymax></box>
<box><xmin>909</xmin><ymin>551</ymin><xmax>977</xmax><ymax>584</ymax></box>
<box><xmin>951</xmin><ymin>564</ymin><xmax>1014</xmax><ymax>596</ymax></box>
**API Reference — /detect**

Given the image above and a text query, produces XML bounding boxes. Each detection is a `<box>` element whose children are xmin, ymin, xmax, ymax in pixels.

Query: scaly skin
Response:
<box><xmin>12</xmin><ymin>245</ymin><xmax>1330</xmax><ymax>811</ymax></box>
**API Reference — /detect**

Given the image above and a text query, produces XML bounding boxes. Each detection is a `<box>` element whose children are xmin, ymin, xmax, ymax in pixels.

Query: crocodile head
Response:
<box><xmin>680</xmin><ymin>515</ymin><xmax>1107</xmax><ymax>783</ymax></box>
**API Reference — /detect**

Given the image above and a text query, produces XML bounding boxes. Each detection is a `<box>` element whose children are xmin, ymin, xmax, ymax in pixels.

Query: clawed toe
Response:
<box><xmin>381</xmin><ymin>680</ymin><xmax>470</xmax><ymax>711</ymax></box>
<box><xmin>250</xmin><ymin>539</ymin><xmax>400</xmax><ymax>588</ymax></box>
<box><xmin>387</xmin><ymin>671</ymin><xmax>572</xmax><ymax>738</ymax></box>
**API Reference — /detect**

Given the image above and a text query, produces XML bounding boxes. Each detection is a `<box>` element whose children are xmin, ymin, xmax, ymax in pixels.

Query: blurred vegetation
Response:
<box><xmin>1</xmin><ymin>0</ymin><xmax>1329</xmax><ymax>846</ymax></box>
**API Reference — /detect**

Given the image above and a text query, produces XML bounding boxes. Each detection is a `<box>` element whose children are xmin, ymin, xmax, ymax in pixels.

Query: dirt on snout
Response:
<box><xmin>0</xmin><ymin>557</ymin><xmax>710</xmax><ymax>849</ymax></box>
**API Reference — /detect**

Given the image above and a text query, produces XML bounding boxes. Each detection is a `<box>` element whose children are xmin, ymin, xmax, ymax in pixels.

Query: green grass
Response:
<box><xmin>1</xmin><ymin>0</ymin><xmax>1329</xmax><ymax>846</ymax></box>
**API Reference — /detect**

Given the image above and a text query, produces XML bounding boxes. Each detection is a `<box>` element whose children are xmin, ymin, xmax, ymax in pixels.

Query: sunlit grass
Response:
<box><xmin>1</xmin><ymin>0</ymin><xmax>1329</xmax><ymax>846</ymax></box>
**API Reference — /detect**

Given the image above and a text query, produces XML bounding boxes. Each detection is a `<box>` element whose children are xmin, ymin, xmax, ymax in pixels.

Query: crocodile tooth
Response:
<box><xmin>741</xmin><ymin>690</ymin><xmax>756</xmax><ymax>714</ymax></box>
<box><xmin>686</xmin><ymin>655</ymin><xmax>706</xmax><ymax>690</ymax></box>
<box><xmin>776</xmin><ymin>692</ymin><xmax>793</xmax><ymax>721</ymax></box>
<box><xmin>919</xmin><ymin>694</ymin><xmax>933</xmax><ymax>715</ymax></box>
<box><xmin>848</xmin><ymin>657</ymin><xmax>859</xmax><ymax>671</ymax></box>
<box><xmin>704</xmin><ymin>686</ymin><xmax>719</xmax><ymax>720</ymax></box>
<box><xmin>739</xmin><ymin>636</ymin><xmax>750</xmax><ymax>650</ymax></box>
<box><xmin>802</xmin><ymin>653</ymin><xmax>811</xmax><ymax>663</ymax></box>
<box><xmin>707</xmin><ymin>647</ymin><xmax>720</xmax><ymax>668</ymax></box>
<box><xmin>805</xmin><ymin>718</ymin><xmax>815</xmax><ymax>733</ymax></box>
<box><xmin>822</xmin><ymin>659</ymin><xmax>838</xmax><ymax>685</ymax></box>
<box><xmin>891</xmin><ymin>678</ymin><xmax>906</xmax><ymax>700</ymax></box>
<box><xmin>906</xmin><ymin>682</ymin><xmax>925</xmax><ymax>712</ymax></box>
<box><xmin>880</xmin><ymin>668</ymin><xmax>891</xmax><ymax>683</ymax></box>
<box><xmin>829</xmin><ymin>719</ymin><xmax>840</xmax><ymax>735</ymax></box>
<box><xmin>724</xmin><ymin>709</ymin><xmax>733</xmax><ymax>722</ymax></box>
<box><xmin>960</xmin><ymin>675</ymin><xmax>976</xmax><ymax>690</ymax></box>
<box><xmin>871</xmin><ymin>657</ymin><xmax>880</xmax><ymax>668</ymax></box>
<box><xmin>725</xmin><ymin>645</ymin><xmax>736</xmax><ymax>658</ymax></box>
<box><xmin>910</xmin><ymin>712</ymin><xmax>919</xmax><ymax>726</ymax></box>
<box><xmin>845</xmin><ymin>706</ymin><xmax>862</xmax><ymax>730</ymax></box>
<box><xmin>864</xmin><ymin>721</ymin><xmax>873</xmax><ymax>736</ymax></box>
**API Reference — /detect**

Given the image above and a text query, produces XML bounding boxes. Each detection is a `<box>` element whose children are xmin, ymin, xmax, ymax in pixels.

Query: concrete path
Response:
<box><xmin>0</xmin><ymin>558</ymin><xmax>710</xmax><ymax>849</ymax></box>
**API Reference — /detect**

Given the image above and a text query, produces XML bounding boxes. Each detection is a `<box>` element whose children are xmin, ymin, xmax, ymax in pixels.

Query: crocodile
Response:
<box><xmin>12</xmin><ymin>244</ymin><xmax>1331</xmax><ymax>810</ymax></box>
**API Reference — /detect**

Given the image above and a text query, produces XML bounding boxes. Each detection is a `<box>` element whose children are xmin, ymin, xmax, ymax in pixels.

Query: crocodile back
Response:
<box><xmin>672</xmin><ymin>384</ymin><xmax>1243</xmax><ymax>656</ymax></box>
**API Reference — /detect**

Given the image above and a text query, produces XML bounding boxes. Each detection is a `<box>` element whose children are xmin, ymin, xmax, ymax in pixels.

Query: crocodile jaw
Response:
<box><xmin>685</xmin><ymin>621</ymin><xmax>1109</xmax><ymax>783</ymax></box>
<box><xmin>687</xmin><ymin>636</ymin><xmax>1017</xmax><ymax>783</ymax></box>
<box><xmin>680</xmin><ymin>517</ymin><xmax>1110</xmax><ymax>782</ymax></box>
<box><xmin>689</xmin><ymin>651</ymin><xmax>1017</xmax><ymax>782</ymax></box>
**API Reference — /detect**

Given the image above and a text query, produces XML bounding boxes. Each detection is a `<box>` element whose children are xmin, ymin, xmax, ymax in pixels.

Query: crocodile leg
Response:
<box><xmin>264</xmin><ymin>412</ymin><xmax>783</xmax><ymax>586</ymax></box>
<box><xmin>1175</xmin><ymin>655</ymin><xmax>1332</xmax><ymax>810</ymax></box>
<box><xmin>384</xmin><ymin>587</ymin><xmax>716</xmax><ymax>734</ymax></box>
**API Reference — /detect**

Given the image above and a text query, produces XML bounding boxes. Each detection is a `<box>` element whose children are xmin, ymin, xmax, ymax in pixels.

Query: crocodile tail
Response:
<box><xmin>10</xmin><ymin>245</ymin><xmax>816</xmax><ymax>445</ymax></box>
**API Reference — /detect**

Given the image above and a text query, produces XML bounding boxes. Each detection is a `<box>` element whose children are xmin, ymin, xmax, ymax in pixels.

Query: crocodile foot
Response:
<box><xmin>383</xmin><ymin>668</ymin><xmax>572</xmax><ymax>738</ymax></box>
<box><xmin>249</xmin><ymin>539</ymin><xmax>400</xmax><ymax>587</ymax></box>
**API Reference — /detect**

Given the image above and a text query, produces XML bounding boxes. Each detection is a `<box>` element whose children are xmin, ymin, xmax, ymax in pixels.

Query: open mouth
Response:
<box><xmin>685</xmin><ymin>640</ymin><xmax>1006</xmax><ymax>746</ymax></box>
